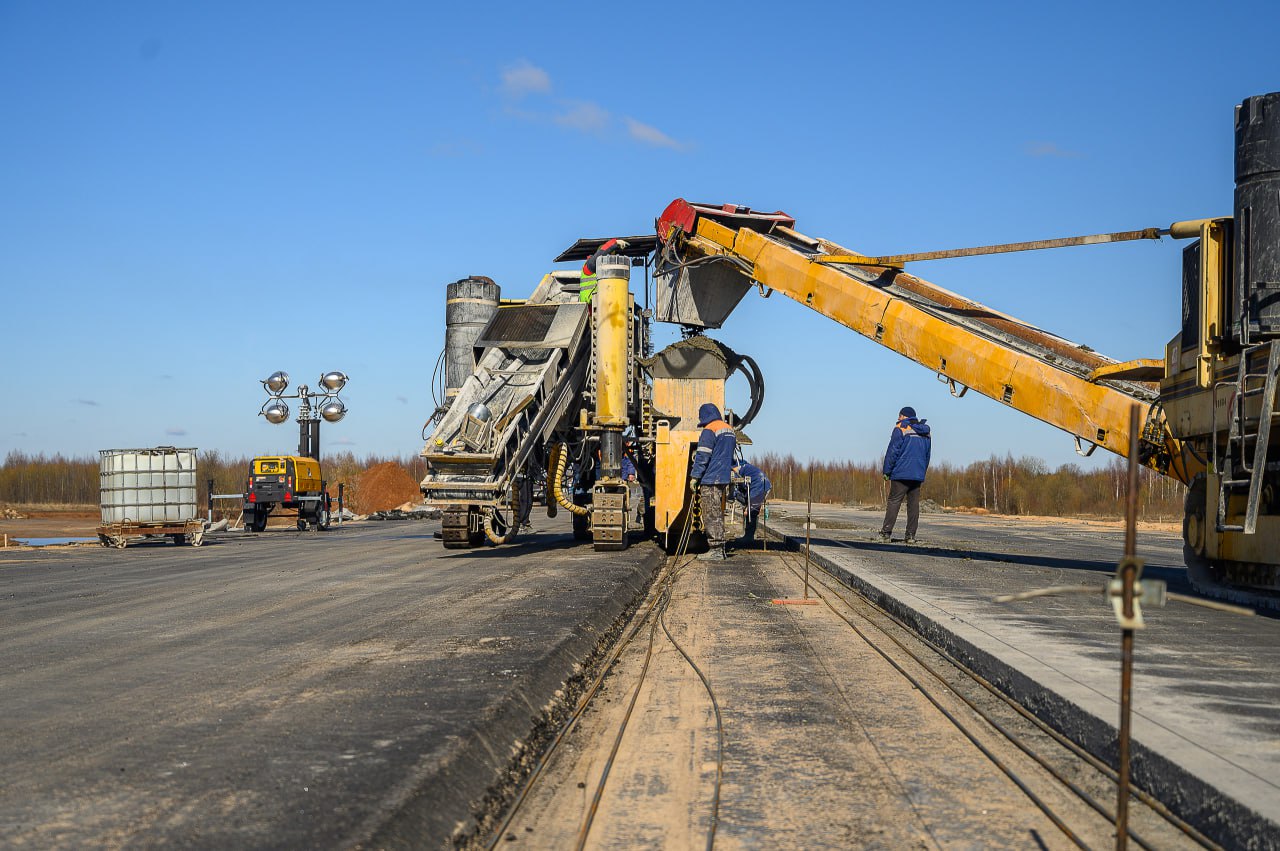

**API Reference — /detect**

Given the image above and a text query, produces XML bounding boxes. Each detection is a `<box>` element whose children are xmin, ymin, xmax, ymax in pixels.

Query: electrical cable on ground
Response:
<box><xmin>775</xmin><ymin>540</ymin><xmax>1216</xmax><ymax>850</ymax></box>
<box><xmin>824</xmin><ymin>538</ymin><xmax>1219</xmax><ymax>850</ymax></box>
<box><xmin>771</xmin><ymin>547</ymin><xmax>1091</xmax><ymax>849</ymax></box>
<box><xmin>488</xmin><ymin>506</ymin><xmax>721</xmax><ymax>850</ymax></box>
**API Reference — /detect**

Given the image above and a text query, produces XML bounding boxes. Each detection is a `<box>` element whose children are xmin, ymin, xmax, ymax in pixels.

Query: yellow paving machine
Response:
<box><xmin>420</xmin><ymin>90</ymin><xmax>1279</xmax><ymax>609</ymax></box>
<box><xmin>420</xmin><ymin>258</ymin><xmax>763</xmax><ymax>552</ymax></box>
<box><xmin>649</xmin><ymin>92</ymin><xmax>1280</xmax><ymax>608</ymax></box>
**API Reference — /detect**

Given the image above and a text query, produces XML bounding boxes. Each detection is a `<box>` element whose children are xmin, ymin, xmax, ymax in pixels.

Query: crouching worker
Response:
<box><xmin>689</xmin><ymin>403</ymin><xmax>736</xmax><ymax>560</ymax></box>
<box><xmin>732</xmin><ymin>459</ymin><xmax>771</xmax><ymax>547</ymax></box>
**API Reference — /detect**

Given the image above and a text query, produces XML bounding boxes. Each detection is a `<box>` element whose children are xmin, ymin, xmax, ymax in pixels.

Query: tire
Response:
<box><xmin>248</xmin><ymin>511</ymin><xmax>268</xmax><ymax>533</ymax></box>
<box><xmin>297</xmin><ymin>517</ymin><xmax>308</xmax><ymax>531</ymax></box>
<box><xmin>1182</xmin><ymin>474</ymin><xmax>1218</xmax><ymax>591</ymax></box>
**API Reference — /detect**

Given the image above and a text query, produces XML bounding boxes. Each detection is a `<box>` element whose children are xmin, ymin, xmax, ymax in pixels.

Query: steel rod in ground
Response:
<box><xmin>1116</xmin><ymin>403</ymin><xmax>1142</xmax><ymax>851</ymax></box>
<box><xmin>804</xmin><ymin>465</ymin><xmax>813</xmax><ymax>598</ymax></box>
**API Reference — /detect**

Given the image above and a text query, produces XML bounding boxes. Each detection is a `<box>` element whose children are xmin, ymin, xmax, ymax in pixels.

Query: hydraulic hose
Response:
<box><xmin>733</xmin><ymin>353</ymin><xmax>765</xmax><ymax>428</ymax></box>
<box><xmin>481</xmin><ymin>483</ymin><xmax>519</xmax><ymax>545</ymax></box>
<box><xmin>484</xmin><ymin>502</ymin><xmax>517</xmax><ymax>544</ymax></box>
<box><xmin>550</xmin><ymin>442</ymin><xmax>590</xmax><ymax>517</ymax></box>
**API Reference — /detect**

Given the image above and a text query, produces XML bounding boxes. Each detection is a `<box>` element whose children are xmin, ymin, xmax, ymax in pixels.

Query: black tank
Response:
<box><xmin>1235</xmin><ymin>92</ymin><xmax>1280</xmax><ymax>343</ymax></box>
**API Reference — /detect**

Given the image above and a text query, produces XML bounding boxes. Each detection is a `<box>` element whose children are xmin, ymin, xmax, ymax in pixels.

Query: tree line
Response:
<box><xmin>0</xmin><ymin>450</ymin><xmax>427</xmax><ymax>509</ymax></box>
<box><xmin>1</xmin><ymin>448</ymin><xmax>1186</xmax><ymax>522</ymax></box>
<box><xmin>752</xmin><ymin>452</ymin><xmax>1186</xmax><ymax>522</ymax></box>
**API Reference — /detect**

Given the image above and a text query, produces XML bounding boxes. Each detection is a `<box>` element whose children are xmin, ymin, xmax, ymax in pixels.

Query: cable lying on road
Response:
<box><xmin>488</xmin><ymin>517</ymin><xmax>726</xmax><ymax>851</ymax></box>
<box><xmin>823</xmin><ymin>538</ymin><xmax>1221</xmax><ymax>850</ymax></box>
<box><xmin>770</xmin><ymin>547</ymin><xmax>1092</xmax><ymax>849</ymax></box>
<box><xmin>775</xmin><ymin>542</ymin><xmax>1219</xmax><ymax>850</ymax></box>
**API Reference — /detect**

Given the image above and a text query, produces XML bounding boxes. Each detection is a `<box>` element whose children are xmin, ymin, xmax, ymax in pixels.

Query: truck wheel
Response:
<box><xmin>297</xmin><ymin>517</ymin><xmax>309</xmax><ymax>531</ymax></box>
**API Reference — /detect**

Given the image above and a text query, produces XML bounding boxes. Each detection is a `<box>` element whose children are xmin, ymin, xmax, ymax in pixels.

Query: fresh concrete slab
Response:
<box><xmin>768</xmin><ymin>503</ymin><xmax>1280</xmax><ymax>849</ymax></box>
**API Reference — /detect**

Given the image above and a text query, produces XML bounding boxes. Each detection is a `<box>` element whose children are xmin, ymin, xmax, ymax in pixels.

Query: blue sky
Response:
<box><xmin>2</xmin><ymin>1</ymin><xmax>1277</xmax><ymax>470</ymax></box>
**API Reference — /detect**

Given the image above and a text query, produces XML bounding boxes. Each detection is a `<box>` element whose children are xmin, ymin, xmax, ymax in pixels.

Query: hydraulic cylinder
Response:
<box><xmin>594</xmin><ymin>256</ymin><xmax>631</xmax><ymax>429</ymax></box>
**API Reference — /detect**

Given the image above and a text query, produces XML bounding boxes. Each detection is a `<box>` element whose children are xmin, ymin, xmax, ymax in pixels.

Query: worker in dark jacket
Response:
<box><xmin>731</xmin><ymin>459</ymin><xmax>771</xmax><ymax>546</ymax></box>
<box><xmin>879</xmin><ymin>406</ymin><xmax>932</xmax><ymax>544</ymax></box>
<box><xmin>689</xmin><ymin>402</ymin><xmax>736</xmax><ymax>560</ymax></box>
<box><xmin>579</xmin><ymin>238</ymin><xmax>629</xmax><ymax>303</ymax></box>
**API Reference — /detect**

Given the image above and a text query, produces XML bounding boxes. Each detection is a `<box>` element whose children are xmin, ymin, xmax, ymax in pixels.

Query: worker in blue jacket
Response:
<box><xmin>689</xmin><ymin>402</ymin><xmax>736</xmax><ymax>560</ymax></box>
<box><xmin>879</xmin><ymin>406</ymin><xmax>931</xmax><ymax>544</ymax></box>
<box><xmin>731</xmin><ymin>459</ymin><xmax>771</xmax><ymax>546</ymax></box>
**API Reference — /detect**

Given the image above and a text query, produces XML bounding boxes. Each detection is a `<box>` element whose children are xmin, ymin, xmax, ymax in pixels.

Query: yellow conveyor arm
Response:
<box><xmin>666</xmin><ymin>210</ymin><xmax>1193</xmax><ymax>484</ymax></box>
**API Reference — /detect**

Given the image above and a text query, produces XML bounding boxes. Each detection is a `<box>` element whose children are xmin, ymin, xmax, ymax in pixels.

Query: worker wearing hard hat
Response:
<box><xmin>688</xmin><ymin>403</ymin><xmax>736</xmax><ymax>560</ymax></box>
<box><xmin>879</xmin><ymin>406</ymin><xmax>932</xmax><ymax>544</ymax></box>
<box><xmin>579</xmin><ymin>238</ymin><xmax>630</xmax><ymax>303</ymax></box>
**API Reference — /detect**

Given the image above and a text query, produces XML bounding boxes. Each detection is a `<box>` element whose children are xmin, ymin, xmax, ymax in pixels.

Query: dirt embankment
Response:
<box><xmin>0</xmin><ymin>505</ymin><xmax>100</xmax><ymax>540</ymax></box>
<box><xmin>347</xmin><ymin>463</ymin><xmax>420</xmax><ymax>514</ymax></box>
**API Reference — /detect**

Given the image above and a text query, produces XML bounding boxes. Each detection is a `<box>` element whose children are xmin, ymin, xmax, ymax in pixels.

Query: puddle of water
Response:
<box><xmin>10</xmin><ymin>537</ymin><xmax>98</xmax><ymax>547</ymax></box>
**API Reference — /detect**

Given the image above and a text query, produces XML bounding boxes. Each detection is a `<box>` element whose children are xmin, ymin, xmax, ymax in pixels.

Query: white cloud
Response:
<box><xmin>625</xmin><ymin>117</ymin><xmax>684</xmax><ymax>150</ymax></box>
<box><xmin>554</xmin><ymin>101</ymin><xmax>609</xmax><ymax>134</ymax></box>
<box><xmin>331</xmin><ymin>437</ymin><xmax>356</xmax><ymax>446</ymax></box>
<box><xmin>428</xmin><ymin>139</ymin><xmax>483</xmax><ymax>158</ymax></box>
<box><xmin>501</xmin><ymin>60</ymin><xmax>552</xmax><ymax>98</ymax></box>
<box><xmin>496</xmin><ymin>63</ymin><xmax>690</xmax><ymax>150</ymax></box>
<box><xmin>1025</xmin><ymin>141</ymin><xmax>1081</xmax><ymax>159</ymax></box>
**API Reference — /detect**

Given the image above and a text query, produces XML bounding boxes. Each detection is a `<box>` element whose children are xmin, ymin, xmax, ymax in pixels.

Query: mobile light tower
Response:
<box><xmin>259</xmin><ymin>370</ymin><xmax>350</xmax><ymax>459</ymax></box>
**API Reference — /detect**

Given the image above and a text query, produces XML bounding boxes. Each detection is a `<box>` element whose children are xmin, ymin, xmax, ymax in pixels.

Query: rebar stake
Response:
<box><xmin>1116</xmin><ymin>404</ymin><xmax>1141</xmax><ymax>851</ymax></box>
<box><xmin>804</xmin><ymin>465</ymin><xmax>813</xmax><ymax>599</ymax></box>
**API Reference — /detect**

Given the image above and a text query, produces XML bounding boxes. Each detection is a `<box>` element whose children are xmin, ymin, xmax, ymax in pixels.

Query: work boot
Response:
<box><xmin>699</xmin><ymin>545</ymin><xmax>726</xmax><ymax>561</ymax></box>
<box><xmin>876</xmin><ymin>532</ymin><xmax>891</xmax><ymax>543</ymax></box>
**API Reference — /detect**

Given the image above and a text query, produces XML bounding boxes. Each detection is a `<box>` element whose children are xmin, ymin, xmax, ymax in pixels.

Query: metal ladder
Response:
<box><xmin>1215</xmin><ymin>340</ymin><xmax>1280</xmax><ymax>534</ymax></box>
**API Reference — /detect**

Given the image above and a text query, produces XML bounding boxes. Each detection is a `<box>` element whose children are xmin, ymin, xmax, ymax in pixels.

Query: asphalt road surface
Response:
<box><xmin>0</xmin><ymin>517</ymin><xmax>659</xmax><ymax>849</ymax></box>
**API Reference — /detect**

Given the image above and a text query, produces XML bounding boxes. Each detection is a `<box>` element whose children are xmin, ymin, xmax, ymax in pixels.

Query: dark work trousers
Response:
<box><xmin>742</xmin><ymin>505</ymin><xmax>762</xmax><ymax>543</ymax></box>
<box><xmin>881</xmin><ymin>479</ymin><xmax>922</xmax><ymax>539</ymax></box>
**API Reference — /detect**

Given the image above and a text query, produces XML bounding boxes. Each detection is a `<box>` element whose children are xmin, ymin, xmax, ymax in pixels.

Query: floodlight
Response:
<box><xmin>319</xmin><ymin>371</ymin><xmax>348</xmax><ymax>393</ymax></box>
<box><xmin>263</xmin><ymin>371</ymin><xmax>290</xmax><ymax>395</ymax></box>
<box><xmin>262</xmin><ymin>399</ymin><xmax>290</xmax><ymax>424</ymax></box>
<box><xmin>320</xmin><ymin>398</ymin><xmax>347</xmax><ymax>423</ymax></box>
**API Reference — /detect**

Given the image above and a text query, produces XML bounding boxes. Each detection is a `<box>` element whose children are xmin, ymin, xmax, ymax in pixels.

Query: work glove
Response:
<box><xmin>615</xmin><ymin>238</ymin><xmax>630</xmax><ymax>250</ymax></box>
<box><xmin>883</xmin><ymin>474</ymin><xmax>890</xmax><ymax>482</ymax></box>
<box><xmin>689</xmin><ymin>478</ymin><xmax>700</xmax><ymax>492</ymax></box>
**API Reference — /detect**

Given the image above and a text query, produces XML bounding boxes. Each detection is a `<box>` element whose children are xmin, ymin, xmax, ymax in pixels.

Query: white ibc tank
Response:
<box><xmin>99</xmin><ymin>447</ymin><xmax>198</xmax><ymax>525</ymax></box>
